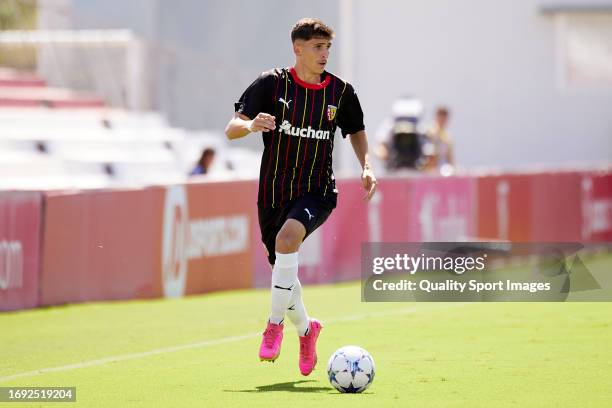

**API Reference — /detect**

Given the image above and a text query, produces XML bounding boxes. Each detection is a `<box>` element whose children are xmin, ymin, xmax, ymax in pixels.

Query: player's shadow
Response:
<box><xmin>225</xmin><ymin>380</ymin><xmax>330</xmax><ymax>393</ymax></box>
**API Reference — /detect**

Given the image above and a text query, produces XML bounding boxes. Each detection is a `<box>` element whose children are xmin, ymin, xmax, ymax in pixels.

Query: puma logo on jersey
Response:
<box><xmin>278</xmin><ymin>98</ymin><xmax>292</xmax><ymax>109</ymax></box>
<box><xmin>278</xmin><ymin>120</ymin><xmax>330</xmax><ymax>140</ymax></box>
<box><xmin>304</xmin><ymin>208</ymin><xmax>314</xmax><ymax>220</ymax></box>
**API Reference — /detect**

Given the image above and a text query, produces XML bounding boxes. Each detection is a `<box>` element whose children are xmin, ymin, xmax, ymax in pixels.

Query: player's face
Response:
<box><xmin>437</xmin><ymin>112</ymin><xmax>449</xmax><ymax>128</ymax></box>
<box><xmin>295</xmin><ymin>37</ymin><xmax>331</xmax><ymax>75</ymax></box>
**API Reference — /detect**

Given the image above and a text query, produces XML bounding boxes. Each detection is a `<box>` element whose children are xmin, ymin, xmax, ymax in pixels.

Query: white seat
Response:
<box><xmin>111</xmin><ymin>161</ymin><xmax>186</xmax><ymax>186</ymax></box>
<box><xmin>0</xmin><ymin>107</ymin><xmax>251</xmax><ymax>189</ymax></box>
<box><xmin>0</xmin><ymin>174</ymin><xmax>110</xmax><ymax>190</ymax></box>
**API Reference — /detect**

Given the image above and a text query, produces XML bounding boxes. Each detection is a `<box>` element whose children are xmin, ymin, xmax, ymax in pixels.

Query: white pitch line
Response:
<box><xmin>0</xmin><ymin>303</ymin><xmax>464</xmax><ymax>383</ymax></box>
<box><xmin>0</xmin><ymin>333</ymin><xmax>261</xmax><ymax>383</ymax></box>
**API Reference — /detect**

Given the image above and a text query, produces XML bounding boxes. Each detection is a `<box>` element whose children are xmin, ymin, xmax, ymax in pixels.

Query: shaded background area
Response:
<box><xmin>28</xmin><ymin>0</ymin><xmax>612</xmax><ymax>172</ymax></box>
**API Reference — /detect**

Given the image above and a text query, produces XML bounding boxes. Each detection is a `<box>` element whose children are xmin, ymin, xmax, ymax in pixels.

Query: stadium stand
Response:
<box><xmin>0</xmin><ymin>67</ymin><xmax>260</xmax><ymax>190</ymax></box>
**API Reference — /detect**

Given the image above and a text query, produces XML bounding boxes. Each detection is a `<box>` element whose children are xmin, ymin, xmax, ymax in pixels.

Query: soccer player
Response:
<box><xmin>225</xmin><ymin>18</ymin><xmax>377</xmax><ymax>376</ymax></box>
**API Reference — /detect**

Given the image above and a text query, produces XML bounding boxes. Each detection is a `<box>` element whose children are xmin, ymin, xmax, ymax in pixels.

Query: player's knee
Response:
<box><xmin>275</xmin><ymin>231</ymin><xmax>301</xmax><ymax>253</ymax></box>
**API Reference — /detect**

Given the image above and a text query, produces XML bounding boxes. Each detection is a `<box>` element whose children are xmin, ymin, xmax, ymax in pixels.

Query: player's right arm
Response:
<box><xmin>226</xmin><ymin>70</ymin><xmax>277</xmax><ymax>140</ymax></box>
<box><xmin>224</xmin><ymin>112</ymin><xmax>276</xmax><ymax>140</ymax></box>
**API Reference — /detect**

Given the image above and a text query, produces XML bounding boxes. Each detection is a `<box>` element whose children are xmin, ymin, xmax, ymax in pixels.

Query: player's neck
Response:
<box><xmin>292</xmin><ymin>64</ymin><xmax>321</xmax><ymax>85</ymax></box>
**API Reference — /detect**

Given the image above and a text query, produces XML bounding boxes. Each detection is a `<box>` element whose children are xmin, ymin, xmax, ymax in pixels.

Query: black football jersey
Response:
<box><xmin>235</xmin><ymin>67</ymin><xmax>364</xmax><ymax>208</ymax></box>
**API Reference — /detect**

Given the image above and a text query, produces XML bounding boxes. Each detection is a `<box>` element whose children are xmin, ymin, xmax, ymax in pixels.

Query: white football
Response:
<box><xmin>327</xmin><ymin>345</ymin><xmax>375</xmax><ymax>393</ymax></box>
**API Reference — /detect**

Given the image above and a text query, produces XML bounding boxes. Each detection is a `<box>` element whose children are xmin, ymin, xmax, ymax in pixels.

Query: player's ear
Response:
<box><xmin>293</xmin><ymin>40</ymin><xmax>302</xmax><ymax>56</ymax></box>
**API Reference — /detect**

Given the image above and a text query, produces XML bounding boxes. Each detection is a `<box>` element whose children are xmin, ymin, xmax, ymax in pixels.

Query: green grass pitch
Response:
<box><xmin>1</xmin><ymin>256</ymin><xmax>611</xmax><ymax>407</ymax></box>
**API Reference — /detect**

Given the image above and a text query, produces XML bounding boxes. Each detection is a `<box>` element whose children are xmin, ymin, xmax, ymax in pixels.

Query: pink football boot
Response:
<box><xmin>298</xmin><ymin>319</ymin><xmax>323</xmax><ymax>376</ymax></box>
<box><xmin>259</xmin><ymin>321</ymin><xmax>284</xmax><ymax>362</ymax></box>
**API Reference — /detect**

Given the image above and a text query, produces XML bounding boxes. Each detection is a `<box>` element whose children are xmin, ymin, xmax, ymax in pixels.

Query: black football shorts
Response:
<box><xmin>258</xmin><ymin>192</ymin><xmax>337</xmax><ymax>265</ymax></box>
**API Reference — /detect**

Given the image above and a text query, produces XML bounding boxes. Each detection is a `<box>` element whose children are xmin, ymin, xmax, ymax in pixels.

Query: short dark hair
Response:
<box><xmin>291</xmin><ymin>18</ymin><xmax>334</xmax><ymax>43</ymax></box>
<box><xmin>202</xmin><ymin>148</ymin><xmax>215</xmax><ymax>158</ymax></box>
<box><xmin>436</xmin><ymin>106</ymin><xmax>450</xmax><ymax>117</ymax></box>
<box><xmin>199</xmin><ymin>147</ymin><xmax>215</xmax><ymax>162</ymax></box>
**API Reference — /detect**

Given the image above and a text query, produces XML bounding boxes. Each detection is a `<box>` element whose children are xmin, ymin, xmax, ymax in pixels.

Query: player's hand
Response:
<box><xmin>248</xmin><ymin>113</ymin><xmax>276</xmax><ymax>133</ymax></box>
<box><xmin>361</xmin><ymin>166</ymin><xmax>377</xmax><ymax>201</ymax></box>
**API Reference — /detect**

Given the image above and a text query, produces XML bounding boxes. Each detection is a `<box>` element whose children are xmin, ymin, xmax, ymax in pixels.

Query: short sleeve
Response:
<box><xmin>336</xmin><ymin>83</ymin><xmax>365</xmax><ymax>138</ymax></box>
<box><xmin>234</xmin><ymin>71</ymin><xmax>273</xmax><ymax>119</ymax></box>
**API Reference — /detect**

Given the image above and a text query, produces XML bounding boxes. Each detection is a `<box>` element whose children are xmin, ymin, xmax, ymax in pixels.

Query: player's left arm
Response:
<box><xmin>349</xmin><ymin>130</ymin><xmax>377</xmax><ymax>201</ymax></box>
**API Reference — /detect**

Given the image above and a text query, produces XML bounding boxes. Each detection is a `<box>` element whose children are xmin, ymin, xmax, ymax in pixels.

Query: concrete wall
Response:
<box><xmin>352</xmin><ymin>0</ymin><xmax>612</xmax><ymax>168</ymax></box>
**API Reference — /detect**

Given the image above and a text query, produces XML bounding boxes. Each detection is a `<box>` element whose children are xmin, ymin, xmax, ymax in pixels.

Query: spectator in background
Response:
<box><xmin>190</xmin><ymin>147</ymin><xmax>215</xmax><ymax>176</ymax></box>
<box><xmin>375</xmin><ymin>96</ymin><xmax>426</xmax><ymax>171</ymax></box>
<box><xmin>423</xmin><ymin>106</ymin><xmax>454</xmax><ymax>175</ymax></box>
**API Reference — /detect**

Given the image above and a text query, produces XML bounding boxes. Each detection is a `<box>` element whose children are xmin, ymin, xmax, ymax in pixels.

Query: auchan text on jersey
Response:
<box><xmin>278</xmin><ymin>120</ymin><xmax>330</xmax><ymax>140</ymax></box>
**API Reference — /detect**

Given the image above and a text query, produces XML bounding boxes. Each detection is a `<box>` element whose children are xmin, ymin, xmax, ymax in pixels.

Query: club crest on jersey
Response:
<box><xmin>327</xmin><ymin>105</ymin><xmax>337</xmax><ymax>121</ymax></box>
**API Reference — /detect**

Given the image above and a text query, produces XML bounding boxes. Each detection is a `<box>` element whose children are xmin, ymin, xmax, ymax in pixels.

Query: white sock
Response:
<box><xmin>286</xmin><ymin>278</ymin><xmax>310</xmax><ymax>336</ymax></box>
<box><xmin>269</xmin><ymin>251</ymin><xmax>298</xmax><ymax>325</ymax></box>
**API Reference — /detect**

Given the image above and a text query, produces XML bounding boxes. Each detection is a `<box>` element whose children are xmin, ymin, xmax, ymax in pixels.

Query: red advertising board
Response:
<box><xmin>530</xmin><ymin>171</ymin><xmax>582</xmax><ymax>241</ymax></box>
<box><xmin>26</xmin><ymin>167</ymin><xmax>611</xmax><ymax>309</ymax></box>
<box><xmin>407</xmin><ymin>175</ymin><xmax>476</xmax><ymax>241</ymax></box>
<box><xmin>41</xmin><ymin>188</ymin><xmax>166</xmax><ymax>305</ymax></box>
<box><xmin>375</xmin><ymin>178</ymin><xmax>413</xmax><ymax>242</ymax></box>
<box><xmin>41</xmin><ymin>181</ymin><xmax>257</xmax><ymax>306</ymax></box>
<box><xmin>476</xmin><ymin>170</ymin><xmax>609</xmax><ymax>242</ymax></box>
<box><xmin>580</xmin><ymin>170</ymin><xmax>612</xmax><ymax>242</ymax></box>
<box><xmin>476</xmin><ymin>173</ymin><xmax>532</xmax><ymax>241</ymax></box>
<box><xmin>179</xmin><ymin>181</ymin><xmax>256</xmax><ymax>295</ymax></box>
<box><xmin>314</xmin><ymin>179</ymin><xmax>369</xmax><ymax>283</ymax></box>
<box><xmin>0</xmin><ymin>192</ymin><xmax>42</xmax><ymax>311</ymax></box>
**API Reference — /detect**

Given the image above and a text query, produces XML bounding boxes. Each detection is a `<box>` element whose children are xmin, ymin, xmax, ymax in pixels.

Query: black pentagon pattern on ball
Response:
<box><xmin>328</xmin><ymin>352</ymin><xmax>347</xmax><ymax>385</ymax></box>
<box><xmin>342</xmin><ymin>383</ymin><xmax>362</xmax><ymax>393</ymax></box>
<box><xmin>350</xmin><ymin>359</ymin><xmax>360</xmax><ymax>378</ymax></box>
<box><xmin>361</xmin><ymin>355</ymin><xmax>374</xmax><ymax>380</ymax></box>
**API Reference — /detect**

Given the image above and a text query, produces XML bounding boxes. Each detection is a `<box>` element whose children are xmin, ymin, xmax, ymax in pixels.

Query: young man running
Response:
<box><xmin>225</xmin><ymin>17</ymin><xmax>377</xmax><ymax>376</ymax></box>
